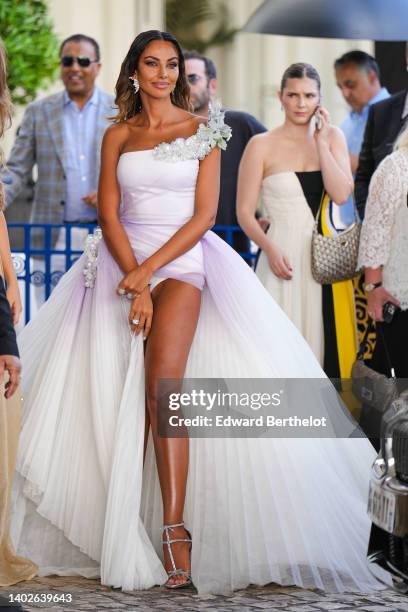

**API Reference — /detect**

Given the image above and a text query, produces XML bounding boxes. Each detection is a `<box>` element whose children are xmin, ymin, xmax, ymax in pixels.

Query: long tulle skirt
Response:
<box><xmin>11</xmin><ymin>228</ymin><xmax>389</xmax><ymax>595</ymax></box>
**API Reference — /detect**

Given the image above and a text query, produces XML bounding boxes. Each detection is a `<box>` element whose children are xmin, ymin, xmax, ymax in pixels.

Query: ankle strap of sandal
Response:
<box><xmin>162</xmin><ymin>522</ymin><xmax>185</xmax><ymax>531</ymax></box>
<box><xmin>162</xmin><ymin>522</ymin><xmax>191</xmax><ymax>574</ymax></box>
<box><xmin>162</xmin><ymin>522</ymin><xmax>191</xmax><ymax>545</ymax></box>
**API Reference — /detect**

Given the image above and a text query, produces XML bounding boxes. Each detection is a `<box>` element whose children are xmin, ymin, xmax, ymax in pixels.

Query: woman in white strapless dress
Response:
<box><xmin>238</xmin><ymin>64</ymin><xmax>357</xmax><ymax>380</ymax></box>
<box><xmin>11</xmin><ymin>34</ymin><xmax>389</xmax><ymax>596</ymax></box>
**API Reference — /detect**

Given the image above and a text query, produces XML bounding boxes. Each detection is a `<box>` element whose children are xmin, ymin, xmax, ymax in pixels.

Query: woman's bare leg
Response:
<box><xmin>144</xmin><ymin>279</ymin><xmax>201</xmax><ymax>586</ymax></box>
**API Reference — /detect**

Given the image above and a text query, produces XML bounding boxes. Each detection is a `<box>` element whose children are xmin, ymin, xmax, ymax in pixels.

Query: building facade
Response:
<box><xmin>3</xmin><ymin>0</ymin><xmax>372</xmax><ymax>156</ymax></box>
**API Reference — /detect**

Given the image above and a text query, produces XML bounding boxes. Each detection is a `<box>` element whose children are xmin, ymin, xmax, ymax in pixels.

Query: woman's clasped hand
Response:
<box><xmin>117</xmin><ymin>262</ymin><xmax>153</xmax><ymax>337</ymax></box>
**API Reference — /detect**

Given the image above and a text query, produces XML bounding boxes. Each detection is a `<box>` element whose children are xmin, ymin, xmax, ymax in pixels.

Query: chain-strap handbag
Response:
<box><xmin>311</xmin><ymin>192</ymin><xmax>361</xmax><ymax>285</ymax></box>
<box><xmin>351</xmin><ymin>320</ymin><xmax>399</xmax><ymax>413</ymax></box>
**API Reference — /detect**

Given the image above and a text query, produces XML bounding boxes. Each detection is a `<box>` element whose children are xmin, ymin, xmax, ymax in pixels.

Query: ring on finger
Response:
<box><xmin>118</xmin><ymin>288</ymin><xmax>126</xmax><ymax>296</ymax></box>
<box><xmin>131</xmin><ymin>318</ymin><xmax>140</xmax><ymax>325</ymax></box>
<box><xmin>126</xmin><ymin>292</ymin><xmax>136</xmax><ymax>300</ymax></box>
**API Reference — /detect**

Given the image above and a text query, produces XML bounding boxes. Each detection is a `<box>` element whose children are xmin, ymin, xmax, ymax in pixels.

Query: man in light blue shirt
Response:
<box><xmin>334</xmin><ymin>51</ymin><xmax>390</xmax><ymax>224</ymax></box>
<box><xmin>63</xmin><ymin>86</ymin><xmax>100</xmax><ymax>222</ymax></box>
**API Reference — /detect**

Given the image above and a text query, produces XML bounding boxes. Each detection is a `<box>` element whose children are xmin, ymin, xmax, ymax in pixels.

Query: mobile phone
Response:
<box><xmin>315</xmin><ymin>107</ymin><xmax>323</xmax><ymax>131</ymax></box>
<box><xmin>383</xmin><ymin>302</ymin><xmax>398</xmax><ymax>323</ymax></box>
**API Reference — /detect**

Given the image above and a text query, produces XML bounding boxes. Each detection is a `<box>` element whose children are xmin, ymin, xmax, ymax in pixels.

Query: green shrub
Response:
<box><xmin>0</xmin><ymin>0</ymin><xmax>59</xmax><ymax>106</ymax></box>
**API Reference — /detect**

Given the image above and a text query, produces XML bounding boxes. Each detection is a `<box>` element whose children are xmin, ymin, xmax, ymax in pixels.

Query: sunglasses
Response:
<box><xmin>187</xmin><ymin>74</ymin><xmax>204</xmax><ymax>84</ymax></box>
<box><xmin>60</xmin><ymin>56</ymin><xmax>98</xmax><ymax>68</ymax></box>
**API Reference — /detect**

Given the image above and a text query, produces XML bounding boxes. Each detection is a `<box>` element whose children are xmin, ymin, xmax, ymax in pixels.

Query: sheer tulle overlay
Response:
<box><xmin>11</xmin><ymin>148</ymin><xmax>389</xmax><ymax>595</ymax></box>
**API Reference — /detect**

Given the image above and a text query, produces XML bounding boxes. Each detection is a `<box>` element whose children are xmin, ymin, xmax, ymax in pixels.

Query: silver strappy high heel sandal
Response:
<box><xmin>161</xmin><ymin>521</ymin><xmax>192</xmax><ymax>589</ymax></box>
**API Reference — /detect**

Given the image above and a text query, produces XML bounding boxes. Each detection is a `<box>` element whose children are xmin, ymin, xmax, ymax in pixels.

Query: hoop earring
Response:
<box><xmin>129</xmin><ymin>76</ymin><xmax>139</xmax><ymax>94</ymax></box>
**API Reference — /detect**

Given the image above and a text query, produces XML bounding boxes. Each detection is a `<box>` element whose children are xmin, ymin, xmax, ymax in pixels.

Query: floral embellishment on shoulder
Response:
<box><xmin>153</xmin><ymin>101</ymin><xmax>232</xmax><ymax>162</ymax></box>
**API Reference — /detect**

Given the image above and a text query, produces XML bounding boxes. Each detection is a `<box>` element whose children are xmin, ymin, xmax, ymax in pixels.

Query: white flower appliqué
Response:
<box><xmin>153</xmin><ymin>101</ymin><xmax>232</xmax><ymax>162</ymax></box>
<box><xmin>83</xmin><ymin>228</ymin><xmax>103</xmax><ymax>288</ymax></box>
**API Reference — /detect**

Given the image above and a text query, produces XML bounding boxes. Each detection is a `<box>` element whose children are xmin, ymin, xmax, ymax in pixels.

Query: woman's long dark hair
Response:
<box><xmin>112</xmin><ymin>30</ymin><xmax>190</xmax><ymax>123</ymax></box>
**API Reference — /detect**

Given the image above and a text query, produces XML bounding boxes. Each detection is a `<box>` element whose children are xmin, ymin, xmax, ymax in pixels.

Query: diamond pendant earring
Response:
<box><xmin>129</xmin><ymin>76</ymin><xmax>139</xmax><ymax>94</ymax></box>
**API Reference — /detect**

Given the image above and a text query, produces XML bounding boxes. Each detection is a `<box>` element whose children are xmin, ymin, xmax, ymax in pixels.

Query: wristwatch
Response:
<box><xmin>365</xmin><ymin>281</ymin><xmax>382</xmax><ymax>293</ymax></box>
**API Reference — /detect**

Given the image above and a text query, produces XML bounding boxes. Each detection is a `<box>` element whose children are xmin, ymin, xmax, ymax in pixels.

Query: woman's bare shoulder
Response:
<box><xmin>189</xmin><ymin>111</ymin><xmax>207</xmax><ymax>123</ymax></box>
<box><xmin>246</xmin><ymin>128</ymin><xmax>280</xmax><ymax>153</ymax></box>
<box><xmin>253</xmin><ymin>128</ymin><xmax>281</xmax><ymax>144</ymax></box>
<box><xmin>103</xmin><ymin>122</ymin><xmax>131</xmax><ymax>148</ymax></box>
<box><xmin>181</xmin><ymin>111</ymin><xmax>207</xmax><ymax>133</ymax></box>
<box><xmin>328</xmin><ymin>124</ymin><xmax>346</xmax><ymax>143</ymax></box>
<box><xmin>105</xmin><ymin>121</ymin><xmax>131</xmax><ymax>135</ymax></box>
<box><xmin>163</xmin><ymin>110</ymin><xmax>207</xmax><ymax>138</ymax></box>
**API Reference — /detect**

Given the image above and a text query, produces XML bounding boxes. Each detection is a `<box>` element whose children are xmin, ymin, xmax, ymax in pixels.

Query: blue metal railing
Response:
<box><xmin>9</xmin><ymin>223</ymin><xmax>256</xmax><ymax>323</ymax></box>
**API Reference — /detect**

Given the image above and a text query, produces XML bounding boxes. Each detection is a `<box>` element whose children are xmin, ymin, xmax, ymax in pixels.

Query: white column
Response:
<box><xmin>135</xmin><ymin>0</ymin><xmax>164</xmax><ymax>32</ymax></box>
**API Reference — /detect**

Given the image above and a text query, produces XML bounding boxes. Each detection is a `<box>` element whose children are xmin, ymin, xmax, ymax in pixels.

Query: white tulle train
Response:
<box><xmin>9</xmin><ymin>229</ymin><xmax>388</xmax><ymax>595</ymax></box>
<box><xmin>10</xmin><ymin>147</ymin><xmax>389</xmax><ymax>595</ymax></box>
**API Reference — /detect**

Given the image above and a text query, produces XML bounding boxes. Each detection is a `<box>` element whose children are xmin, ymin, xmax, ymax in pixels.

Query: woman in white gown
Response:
<box><xmin>11</xmin><ymin>31</ymin><xmax>388</xmax><ymax>595</ymax></box>
<box><xmin>237</xmin><ymin>64</ymin><xmax>357</xmax><ymax>380</ymax></box>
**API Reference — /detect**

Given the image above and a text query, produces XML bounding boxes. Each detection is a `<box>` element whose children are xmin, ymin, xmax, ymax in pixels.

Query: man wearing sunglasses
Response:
<box><xmin>1</xmin><ymin>34</ymin><xmax>114</xmax><ymax>312</ymax></box>
<box><xmin>1</xmin><ymin>33</ymin><xmax>114</xmax><ymax>234</ymax></box>
<box><xmin>184</xmin><ymin>50</ymin><xmax>267</xmax><ymax>259</ymax></box>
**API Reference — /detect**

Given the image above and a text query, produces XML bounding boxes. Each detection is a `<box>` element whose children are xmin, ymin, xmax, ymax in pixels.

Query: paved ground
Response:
<box><xmin>2</xmin><ymin>576</ymin><xmax>408</xmax><ymax>612</ymax></box>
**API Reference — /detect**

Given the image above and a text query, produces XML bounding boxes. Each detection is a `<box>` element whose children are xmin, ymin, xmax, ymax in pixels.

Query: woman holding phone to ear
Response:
<box><xmin>237</xmin><ymin>62</ymin><xmax>356</xmax><ymax>378</ymax></box>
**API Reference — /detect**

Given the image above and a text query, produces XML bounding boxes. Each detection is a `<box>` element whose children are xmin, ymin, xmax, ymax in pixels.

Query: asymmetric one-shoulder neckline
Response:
<box><xmin>120</xmin><ymin>121</ymin><xmax>204</xmax><ymax>157</ymax></box>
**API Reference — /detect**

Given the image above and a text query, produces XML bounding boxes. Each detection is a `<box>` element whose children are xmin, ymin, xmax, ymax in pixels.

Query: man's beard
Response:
<box><xmin>191</xmin><ymin>90</ymin><xmax>211</xmax><ymax>113</ymax></box>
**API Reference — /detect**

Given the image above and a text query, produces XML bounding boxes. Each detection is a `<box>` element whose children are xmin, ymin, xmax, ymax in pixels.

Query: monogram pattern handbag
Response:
<box><xmin>311</xmin><ymin>192</ymin><xmax>361</xmax><ymax>285</ymax></box>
